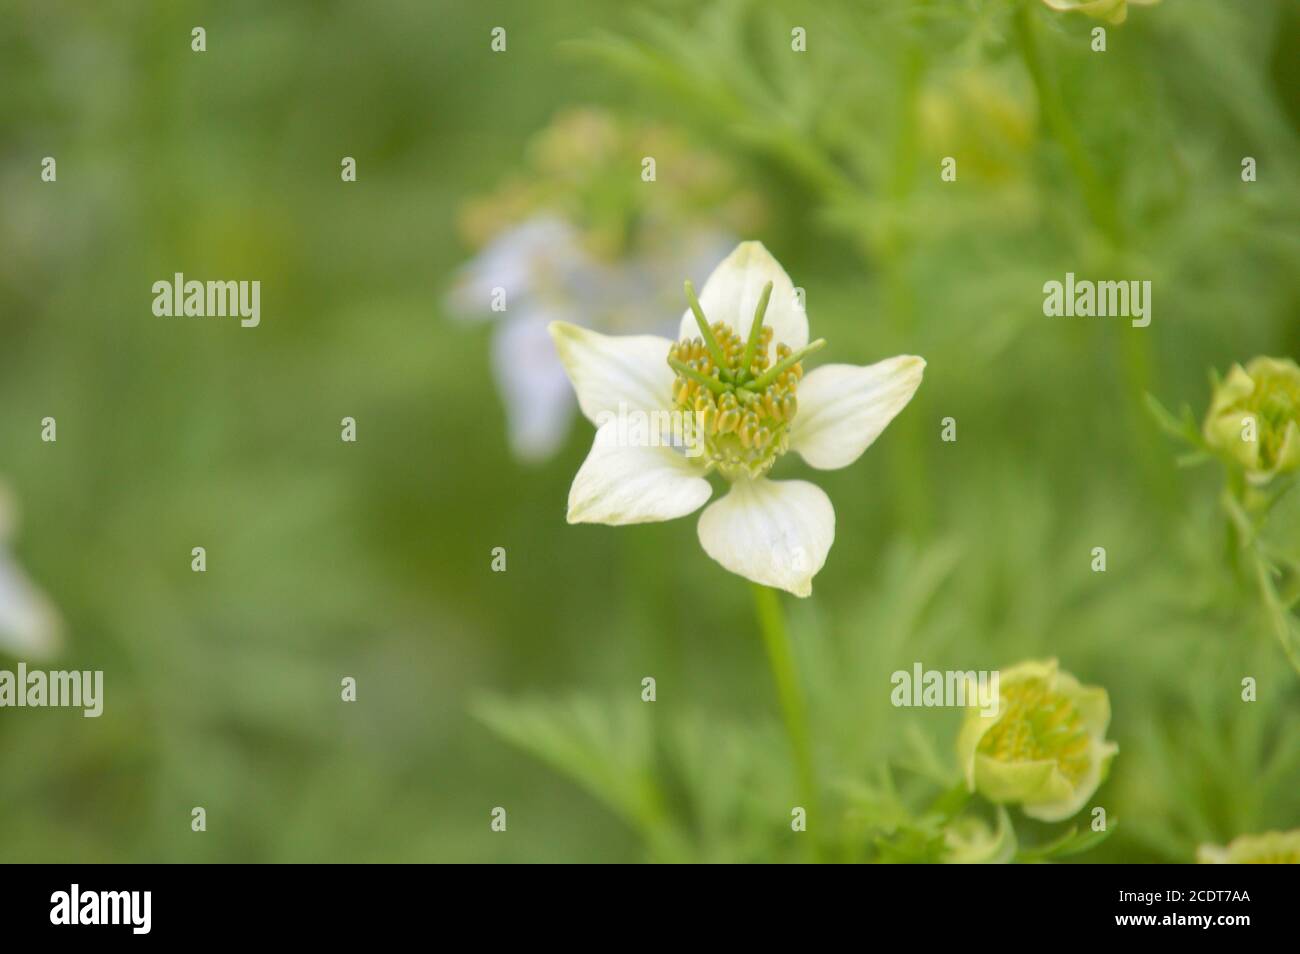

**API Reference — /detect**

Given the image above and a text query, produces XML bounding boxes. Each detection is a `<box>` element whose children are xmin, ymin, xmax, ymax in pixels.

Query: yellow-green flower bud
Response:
<box><xmin>1203</xmin><ymin>357</ymin><xmax>1300</xmax><ymax>485</ymax></box>
<box><xmin>956</xmin><ymin>659</ymin><xmax>1118</xmax><ymax>822</ymax></box>
<box><xmin>1197</xmin><ymin>829</ymin><xmax>1300</xmax><ymax>864</ymax></box>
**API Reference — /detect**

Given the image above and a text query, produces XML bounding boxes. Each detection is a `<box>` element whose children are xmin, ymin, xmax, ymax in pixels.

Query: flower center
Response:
<box><xmin>666</xmin><ymin>279</ymin><xmax>824</xmax><ymax>480</ymax></box>
<box><xmin>1247</xmin><ymin>371</ymin><xmax>1300</xmax><ymax>467</ymax></box>
<box><xmin>978</xmin><ymin>679</ymin><xmax>1092</xmax><ymax>786</ymax></box>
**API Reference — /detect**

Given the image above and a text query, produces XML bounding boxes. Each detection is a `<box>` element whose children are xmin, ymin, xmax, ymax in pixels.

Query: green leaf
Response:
<box><xmin>1144</xmin><ymin>392</ymin><xmax>1207</xmax><ymax>453</ymax></box>
<box><xmin>472</xmin><ymin>694</ymin><xmax>670</xmax><ymax>836</ymax></box>
<box><xmin>1015</xmin><ymin>820</ymin><xmax>1117</xmax><ymax>862</ymax></box>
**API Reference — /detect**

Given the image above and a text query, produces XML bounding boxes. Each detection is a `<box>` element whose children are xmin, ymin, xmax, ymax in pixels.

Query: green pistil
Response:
<box><xmin>684</xmin><ymin>280</ymin><xmax>734</xmax><ymax>383</ymax></box>
<box><xmin>667</xmin><ymin>357</ymin><xmax>729</xmax><ymax>395</ymax></box>
<box><xmin>748</xmin><ymin>339</ymin><xmax>826</xmax><ymax>392</ymax></box>
<box><xmin>667</xmin><ymin>279</ymin><xmax>824</xmax><ymax>480</ymax></box>
<box><xmin>737</xmin><ymin>280</ymin><xmax>774</xmax><ymax>384</ymax></box>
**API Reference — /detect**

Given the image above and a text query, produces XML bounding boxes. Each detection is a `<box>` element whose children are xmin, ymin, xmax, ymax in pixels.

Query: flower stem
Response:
<box><xmin>751</xmin><ymin>584</ymin><xmax>821</xmax><ymax>855</ymax></box>
<box><xmin>1252</xmin><ymin>548</ymin><xmax>1300</xmax><ymax>676</ymax></box>
<box><xmin>1012</xmin><ymin>1</ymin><xmax>1120</xmax><ymax>241</ymax></box>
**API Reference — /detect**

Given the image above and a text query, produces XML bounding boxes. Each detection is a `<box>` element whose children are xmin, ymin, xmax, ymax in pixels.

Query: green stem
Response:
<box><xmin>880</xmin><ymin>36</ymin><xmax>933</xmax><ymax>541</ymax></box>
<box><xmin>1014</xmin><ymin>1</ymin><xmax>1180</xmax><ymax>511</ymax></box>
<box><xmin>1012</xmin><ymin>1</ymin><xmax>1120</xmax><ymax>241</ymax></box>
<box><xmin>1252</xmin><ymin>548</ymin><xmax>1300</xmax><ymax>675</ymax></box>
<box><xmin>1223</xmin><ymin>473</ymin><xmax>1249</xmax><ymax>585</ymax></box>
<box><xmin>751</xmin><ymin>584</ymin><xmax>821</xmax><ymax>855</ymax></box>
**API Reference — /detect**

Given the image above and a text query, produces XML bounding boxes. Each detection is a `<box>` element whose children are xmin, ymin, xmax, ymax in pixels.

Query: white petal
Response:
<box><xmin>491</xmin><ymin>312</ymin><xmax>577</xmax><ymax>461</ymax></box>
<box><xmin>677</xmin><ymin>242</ymin><xmax>808</xmax><ymax>362</ymax></box>
<box><xmin>567</xmin><ymin>421</ymin><xmax>713</xmax><ymax>526</ymax></box>
<box><xmin>791</xmin><ymin>357</ymin><xmax>925</xmax><ymax>470</ymax></box>
<box><xmin>0</xmin><ymin>551</ymin><xmax>62</xmax><ymax>659</ymax></box>
<box><xmin>696</xmin><ymin>478</ymin><xmax>834</xmax><ymax>597</ymax></box>
<box><xmin>549</xmin><ymin>322</ymin><xmax>675</xmax><ymax>425</ymax></box>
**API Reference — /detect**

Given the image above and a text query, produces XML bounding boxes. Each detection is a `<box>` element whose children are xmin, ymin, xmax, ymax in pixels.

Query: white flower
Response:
<box><xmin>550</xmin><ymin>241</ymin><xmax>925</xmax><ymax>597</ymax></box>
<box><xmin>449</xmin><ymin>216</ymin><xmax>733</xmax><ymax>462</ymax></box>
<box><xmin>0</xmin><ymin>485</ymin><xmax>61</xmax><ymax>659</ymax></box>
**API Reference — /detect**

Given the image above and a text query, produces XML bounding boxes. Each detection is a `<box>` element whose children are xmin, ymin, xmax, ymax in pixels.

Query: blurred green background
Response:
<box><xmin>1</xmin><ymin>0</ymin><xmax>1297</xmax><ymax>862</ymax></box>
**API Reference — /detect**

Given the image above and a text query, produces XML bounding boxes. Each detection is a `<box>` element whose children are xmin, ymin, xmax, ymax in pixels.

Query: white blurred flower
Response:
<box><xmin>448</xmin><ymin>107</ymin><xmax>764</xmax><ymax>463</ymax></box>
<box><xmin>449</xmin><ymin>217</ymin><xmax>734</xmax><ymax>461</ymax></box>
<box><xmin>0</xmin><ymin>485</ymin><xmax>61</xmax><ymax>659</ymax></box>
<box><xmin>550</xmin><ymin>242</ymin><xmax>924</xmax><ymax>597</ymax></box>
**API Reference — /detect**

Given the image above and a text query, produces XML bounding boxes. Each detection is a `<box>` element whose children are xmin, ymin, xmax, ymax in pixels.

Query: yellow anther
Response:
<box><xmin>666</xmin><ymin>286</ymin><xmax>818</xmax><ymax>479</ymax></box>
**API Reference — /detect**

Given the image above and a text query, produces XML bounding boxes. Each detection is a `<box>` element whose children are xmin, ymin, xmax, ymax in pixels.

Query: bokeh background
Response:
<box><xmin>1</xmin><ymin>0</ymin><xmax>1297</xmax><ymax>862</ymax></box>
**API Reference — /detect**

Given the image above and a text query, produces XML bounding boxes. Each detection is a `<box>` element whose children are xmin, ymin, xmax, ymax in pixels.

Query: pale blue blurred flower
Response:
<box><xmin>449</xmin><ymin>216</ymin><xmax>734</xmax><ymax>461</ymax></box>
<box><xmin>0</xmin><ymin>485</ymin><xmax>61</xmax><ymax>659</ymax></box>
